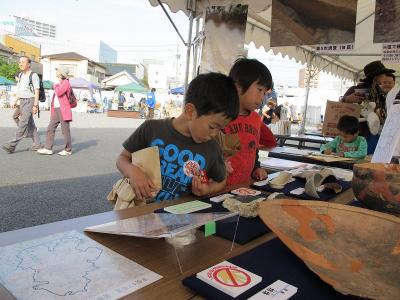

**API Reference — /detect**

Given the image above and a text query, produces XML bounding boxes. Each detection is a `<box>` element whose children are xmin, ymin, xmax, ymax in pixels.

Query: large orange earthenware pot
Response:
<box><xmin>259</xmin><ymin>200</ymin><xmax>400</xmax><ymax>300</ymax></box>
<box><xmin>352</xmin><ymin>163</ymin><xmax>400</xmax><ymax>215</ymax></box>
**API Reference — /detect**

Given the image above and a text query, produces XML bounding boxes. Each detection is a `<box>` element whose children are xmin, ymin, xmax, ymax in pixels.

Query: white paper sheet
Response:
<box><xmin>372</xmin><ymin>104</ymin><xmax>400</xmax><ymax>163</ymax></box>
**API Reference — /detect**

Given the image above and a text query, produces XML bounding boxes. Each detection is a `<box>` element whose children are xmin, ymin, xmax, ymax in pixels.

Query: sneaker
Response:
<box><xmin>2</xmin><ymin>143</ymin><xmax>15</xmax><ymax>154</ymax></box>
<box><xmin>30</xmin><ymin>144</ymin><xmax>42</xmax><ymax>151</ymax></box>
<box><xmin>58</xmin><ymin>150</ymin><xmax>72</xmax><ymax>156</ymax></box>
<box><xmin>37</xmin><ymin>148</ymin><xmax>53</xmax><ymax>155</ymax></box>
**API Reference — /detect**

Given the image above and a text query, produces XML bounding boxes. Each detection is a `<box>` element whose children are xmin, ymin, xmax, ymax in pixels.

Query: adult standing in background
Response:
<box><xmin>11</xmin><ymin>72</ymin><xmax>21</xmax><ymax>125</ymax></box>
<box><xmin>340</xmin><ymin>61</ymin><xmax>395</xmax><ymax>153</ymax></box>
<box><xmin>139</xmin><ymin>97</ymin><xmax>146</xmax><ymax>118</ymax></box>
<box><xmin>146</xmin><ymin>87</ymin><xmax>156</xmax><ymax>119</ymax></box>
<box><xmin>117</xmin><ymin>91</ymin><xmax>126</xmax><ymax>110</ymax></box>
<box><xmin>261</xmin><ymin>99</ymin><xmax>276</xmax><ymax>125</ymax></box>
<box><xmin>2</xmin><ymin>56</ymin><xmax>41</xmax><ymax>154</ymax></box>
<box><xmin>257</xmin><ymin>83</ymin><xmax>277</xmax><ymax>117</ymax></box>
<box><xmin>37</xmin><ymin>66</ymin><xmax>74</xmax><ymax>156</ymax></box>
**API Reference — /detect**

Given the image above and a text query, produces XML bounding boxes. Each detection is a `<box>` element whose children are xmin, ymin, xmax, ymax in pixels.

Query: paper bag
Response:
<box><xmin>107</xmin><ymin>146</ymin><xmax>162</xmax><ymax>210</ymax></box>
<box><xmin>322</xmin><ymin>100</ymin><xmax>361</xmax><ymax>136</ymax></box>
<box><xmin>215</xmin><ymin>131</ymin><xmax>241</xmax><ymax>160</ymax></box>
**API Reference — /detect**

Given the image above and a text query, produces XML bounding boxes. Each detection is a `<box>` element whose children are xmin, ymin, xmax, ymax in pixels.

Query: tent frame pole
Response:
<box><xmin>184</xmin><ymin>10</ymin><xmax>194</xmax><ymax>91</ymax></box>
<box><xmin>299</xmin><ymin>51</ymin><xmax>315</xmax><ymax>135</ymax></box>
<box><xmin>191</xmin><ymin>17</ymin><xmax>201</xmax><ymax>78</ymax></box>
<box><xmin>157</xmin><ymin>0</ymin><xmax>187</xmax><ymax>46</ymax></box>
<box><xmin>156</xmin><ymin>0</ymin><xmax>195</xmax><ymax>92</ymax></box>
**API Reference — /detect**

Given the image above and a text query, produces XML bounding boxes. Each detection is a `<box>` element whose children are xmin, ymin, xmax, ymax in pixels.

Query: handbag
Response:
<box><xmin>68</xmin><ymin>89</ymin><xmax>77</xmax><ymax>108</ymax></box>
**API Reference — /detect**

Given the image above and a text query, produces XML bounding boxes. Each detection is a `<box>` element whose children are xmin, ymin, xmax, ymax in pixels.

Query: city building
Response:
<box><xmin>142</xmin><ymin>59</ymin><xmax>184</xmax><ymax>90</ymax></box>
<box><xmin>143</xmin><ymin>59</ymin><xmax>167</xmax><ymax>90</ymax></box>
<box><xmin>101</xmin><ymin>62</ymin><xmax>144</xmax><ymax>80</ymax></box>
<box><xmin>41</xmin><ymin>52</ymin><xmax>106</xmax><ymax>84</ymax></box>
<box><xmin>101</xmin><ymin>70</ymin><xmax>145</xmax><ymax>90</ymax></box>
<box><xmin>15</xmin><ymin>16</ymin><xmax>56</xmax><ymax>38</ymax></box>
<box><xmin>0</xmin><ymin>43</ymin><xmax>14</xmax><ymax>62</ymax></box>
<box><xmin>0</xmin><ymin>34</ymin><xmax>40</xmax><ymax>62</ymax></box>
<box><xmin>0</xmin><ymin>15</ymin><xmax>56</xmax><ymax>38</ymax></box>
<box><xmin>299</xmin><ymin>66</ymin><xmax>320</xmax><ymax>88</ymax></box>
<box><xmin>99</xmin><ymin>41</ymin><xmax>117</xmax><ymax>63</ymax></box>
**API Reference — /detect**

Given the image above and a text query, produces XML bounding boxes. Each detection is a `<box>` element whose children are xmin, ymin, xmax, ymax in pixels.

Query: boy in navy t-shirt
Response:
<box><xmin>117</xmin><ymin>73</ymin><xmax>239</xmax><ymax>201</ymax></box>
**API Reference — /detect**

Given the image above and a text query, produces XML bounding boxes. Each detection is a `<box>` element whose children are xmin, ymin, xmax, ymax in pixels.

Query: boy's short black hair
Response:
<box><xmin>185</xmin><ymin>72</ymin><xmax>239</xmax><ymax>121</ymax></box>
<box><xmin>229</xmin><ymin>58</ymin><xmax>273</xmax><ymax>93</ymax></box>
<box><xmin>337</xmin><ymin>115</ymin><xmax>359</xmax><ymax>135</ymax></box>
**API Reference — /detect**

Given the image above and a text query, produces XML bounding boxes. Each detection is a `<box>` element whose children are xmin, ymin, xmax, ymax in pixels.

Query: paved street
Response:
<box><xmin>0</xmin><ymin>109</ymin><xmax>145</xmax><ymax>232</ymax></box>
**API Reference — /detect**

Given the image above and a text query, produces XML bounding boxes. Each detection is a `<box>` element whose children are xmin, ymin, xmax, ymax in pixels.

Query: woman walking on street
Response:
<box><xmin>38</xmin><ymin>66</ymin><xmax>74</xmax><ymax>156</ymax></box>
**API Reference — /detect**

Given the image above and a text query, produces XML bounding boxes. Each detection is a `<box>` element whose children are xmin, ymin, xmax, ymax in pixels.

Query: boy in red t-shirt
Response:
<box><xmin>225</xmin><ymin>58</ymin><xmax>273</xmax><ymax>185</ymax></box>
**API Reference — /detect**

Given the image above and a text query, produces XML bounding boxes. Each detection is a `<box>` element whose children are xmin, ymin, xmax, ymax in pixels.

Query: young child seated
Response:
<box><xmin>225</xmin><ymin>58</ymin><xmax>273</xmax><ymax>185</ymax></box>
<box><xmin>116</xmin><ymin>72</ymin><xmax>239</xmax><ymax>202</ymax></box>
<box><xmin>320</xmin><ymin>115</ymin><xmax>367</xmax><ymax>159</ymax></box>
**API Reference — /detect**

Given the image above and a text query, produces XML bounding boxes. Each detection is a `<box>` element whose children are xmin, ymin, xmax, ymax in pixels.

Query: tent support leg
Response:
<box><xmin>299</xmin><ymin>52</ymin><xmax>315</xmax><ymax>135</ymax></box>
<box><xmin>184</xmin><ymin>11</ymin><xmax>194</xmax><ymax>91</ymax></box>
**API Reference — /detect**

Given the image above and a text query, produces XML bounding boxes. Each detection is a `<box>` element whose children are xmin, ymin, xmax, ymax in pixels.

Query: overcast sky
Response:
<box><xmin>1</xmin><ymin>0</ymin><xmax>190</xmax><ymax>62</ymax></box>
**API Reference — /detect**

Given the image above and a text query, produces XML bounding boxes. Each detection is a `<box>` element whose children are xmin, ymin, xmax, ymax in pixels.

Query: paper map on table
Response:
<box><xmin>0</xmin><ymin>230</ymin><xmax>162</xmax><ymax>300</ymax></box>
<box><xmin>85</xmin><ymin>212</ymin><xmax>238</xmax><ymax>238</ymax></box>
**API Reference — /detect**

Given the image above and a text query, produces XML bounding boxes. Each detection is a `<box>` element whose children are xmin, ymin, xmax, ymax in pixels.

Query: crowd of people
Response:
<box><xmin>116</xmin><ymin>88</ymin><xmax>159</xmax><ymax>120</ymax></box>
<box><xmin>115</xmin><ymin>58</ymin><xmax>398</xmax><ymax>202</ymax></box>
<box><xmin>2</xmin><ymin>56</ymin><xmax>398</xmax><ymax>203</ymax></box>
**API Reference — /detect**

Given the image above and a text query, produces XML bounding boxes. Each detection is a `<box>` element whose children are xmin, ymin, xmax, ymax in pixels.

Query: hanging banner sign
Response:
<box><xmin>200</xmin><ymin>5</ymin><xmax>248</xmax><ymax>74</ymax></box>
<box><xmin>382</xmin><ymin>43</ymin><xmax>400</xmax><ymax>63</ymax></box>
<box><xmin>373</xmin><ymin>0</ymin><xmax>400</xmax><ymax>43</ymax></box>
<box><xmin>270</xmin><ymin>0</ymin><xmax>357</xmax><ymax>47</ymax></box>
<box><xmin>315</xmin><ymin>43</ymin><xmax>354</xmax><ymax>54</ymax></box>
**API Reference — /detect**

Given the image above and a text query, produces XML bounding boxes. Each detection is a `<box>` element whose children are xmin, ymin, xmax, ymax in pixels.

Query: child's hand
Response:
<box><xmin>225</xmin><ymin>161</ymin><xmax>234</xmax><ymax>175</ymax></box>
<box><xmin>129</xmin><ymin>166</ymin><xmax>157</xmax><ymax>201</ymax></box>
<box><xmin>252</xmin><ymin>167</ymin><xmax>267</xmax><ymax>180</ymax></box>
<box><xmin>338</xmin><ymin>152</ymin><xmax>345</xmax><ymax>157</ymax></box>
<box><xmin>192</xmin><ymin>175</ymin><xmax>211</xmax><ymax>196</ymax></box>
<box><xmin>324</xmin><ymin>148</ymin><xmax>332</xmax><ymax>155</ymax></box>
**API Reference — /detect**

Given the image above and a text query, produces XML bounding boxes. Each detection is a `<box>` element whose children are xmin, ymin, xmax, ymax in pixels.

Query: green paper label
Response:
<box><xmin>204</xmin><ymin>221</ymin><xmax>216</xmax><ymax>237</ymax></box>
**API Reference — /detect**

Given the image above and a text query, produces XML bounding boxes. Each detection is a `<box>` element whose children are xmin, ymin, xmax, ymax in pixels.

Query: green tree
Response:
<box><xmin>0</xmin><ymin>58</ymin><xmax>19</xmax><ymax>81</ymax></box>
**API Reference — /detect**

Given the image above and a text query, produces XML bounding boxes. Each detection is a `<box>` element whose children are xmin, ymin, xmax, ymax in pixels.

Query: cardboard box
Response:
<box><xmin>322</xmin><ymin>100</ymin><xmax>361</xmax><ymax>136</ymax></box>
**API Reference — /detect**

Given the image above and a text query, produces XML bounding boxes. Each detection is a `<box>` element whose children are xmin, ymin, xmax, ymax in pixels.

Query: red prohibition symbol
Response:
<box><xmin>212</xmin><ymin>267</ymin><xmax>251</xmax><ymax>287</ymax></box>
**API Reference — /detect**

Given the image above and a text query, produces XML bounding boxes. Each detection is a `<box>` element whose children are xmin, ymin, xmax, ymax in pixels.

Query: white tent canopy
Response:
<box><xmin>148</xmin><ymin>0</ymin><xmax>399</xmax><ymax>81</ymax></box>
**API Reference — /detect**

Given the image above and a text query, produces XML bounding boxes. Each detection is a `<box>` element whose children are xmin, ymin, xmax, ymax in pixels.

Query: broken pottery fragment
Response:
<box><xmin>269</xmin><ymin>172</ymin><xmax>293</xmax><ymax>189</ymax></box>
<box><xmin>304</xmin><ymin>168</ymin><xmax>337</xmax><ymax>198</ymax></box>
<box><xmin>259</xmin><ymin>199</ymin><xmax>400</xmax><ymax>300</ymax></box>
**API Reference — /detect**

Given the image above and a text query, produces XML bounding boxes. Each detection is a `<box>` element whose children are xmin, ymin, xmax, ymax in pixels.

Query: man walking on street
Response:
<box><xmin>146</xmin><ymin>88</ymin><xmax>156</xmax><ymax>120</ymax></box>
<box><xmin>2</xmin><ymin>56</ymin><xmax>41</xmax><ymax>153</ymax></box>
<box><xmin>11</xmin><ymin>72</ymin><xmax>21</xmax><ymax>126</ymax></box>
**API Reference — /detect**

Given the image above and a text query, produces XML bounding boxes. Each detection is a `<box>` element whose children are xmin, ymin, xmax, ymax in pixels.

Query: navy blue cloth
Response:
<box><xmin>366</xmin><ymin>134</ymin><xmax>379</xmax><ymax>154</ymax></box>
<box><xmin>154</xmin><ymin>196</ymin><xmax>270</xmax><ymax>244</ymax></box>
<box><xmin>183</xmin><ymin>238</ymin><xmax>363</xmax><ymax>300</ymax></box>
<box><xmin>347</xmin><ymin>199</ymin><xmax>369</xmax><ymax>209</ymax></box>
<box><xmin>251</xmin><ymin>178</ymin><xmax>351</xmax><ymax>201</ymax></box>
